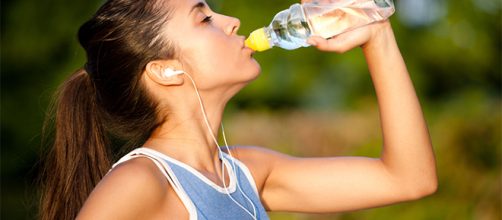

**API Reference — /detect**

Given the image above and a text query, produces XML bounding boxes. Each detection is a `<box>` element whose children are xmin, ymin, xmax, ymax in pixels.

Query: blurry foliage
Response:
<box><xmin>1</xmin><ymin>0</ymin><xmax>501</xmax><ymax>219</ymax></box>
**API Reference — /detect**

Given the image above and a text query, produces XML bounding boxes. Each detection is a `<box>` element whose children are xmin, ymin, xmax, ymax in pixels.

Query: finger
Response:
<box><xmin>308</xmin><ymin>36</ymin><xmax>344</xmax><ymax>53</ymax></box>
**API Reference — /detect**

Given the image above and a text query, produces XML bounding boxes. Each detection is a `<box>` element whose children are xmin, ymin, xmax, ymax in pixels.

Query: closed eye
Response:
<box><xmin>202</xmin><ymin>15</ymin><xmax>213</xmax><ymax>23</ymax></box>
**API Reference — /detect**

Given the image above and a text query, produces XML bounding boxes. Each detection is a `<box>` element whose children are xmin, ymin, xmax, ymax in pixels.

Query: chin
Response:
<box><xmin>231</xmin><ymin>59</ymin><xmax>261</xmax><ymax>84</ymax></box>
<box><xmin>232</xmin><ymin>66</ymin><xmax>261</xmax><ymax>92</ymax></box>
<box><xmin>248</xmin><ymin>59</ymin><xmax>262</xmax><ymax>80</ymax></box>
<box><xmin>245</xmin><ymin>64</ymin><xmax>261</xmax><ymax>83</ymax></box>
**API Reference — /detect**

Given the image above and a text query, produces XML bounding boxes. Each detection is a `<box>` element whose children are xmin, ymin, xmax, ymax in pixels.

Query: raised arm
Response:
<box><xmin>240</xmin><ymin>21</ymin><xmax>437</xmax><ymax>213</ymax></box>
<box><xmin>360</xmin><ymin>21</ymin><xmax>438</xmax><ymax>199</ymax></box>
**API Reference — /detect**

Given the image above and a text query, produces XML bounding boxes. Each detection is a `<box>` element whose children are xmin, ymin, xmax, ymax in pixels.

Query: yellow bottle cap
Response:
<box><xmin>245</xmin><ymin>28</ymin><xmax>272</xmax><ymax>52</ymax></box>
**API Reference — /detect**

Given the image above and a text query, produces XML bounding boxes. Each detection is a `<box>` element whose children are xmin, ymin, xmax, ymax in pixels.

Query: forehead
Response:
<box><xmin>160</xmin><ymin>0</ymin><xmax>210</xmax><ymax>47</ymax></box>
<box><xmin>168</xmin><ymin>0</ymin><xmax>208</xmax><ymax>15</ymax></box>
<box><xmin>162</xmin><ymin>0</ymin><xmax>211</xmax><ymax>36</ymax></box>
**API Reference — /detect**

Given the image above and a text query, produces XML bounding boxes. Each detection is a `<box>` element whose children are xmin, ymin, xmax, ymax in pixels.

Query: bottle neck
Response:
<box><xmin>262</xmin><ymin>26</ymin><xmax>276</xmax><ymax>48</ymax></box>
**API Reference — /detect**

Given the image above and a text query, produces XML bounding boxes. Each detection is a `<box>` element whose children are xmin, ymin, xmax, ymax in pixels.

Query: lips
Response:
<box><xmin>243</xmin><ymin>46</ymin><xmax>255</xmax><ymax>56</ymax></box>
<box><xmin>238</xmin><ymin>36</ymin><xmax>255</xmax><ymax>56</ymax></box>
<box><xmin>241</xmin><ymin>42</ymin><xmax>255</xmax><ymax>56</ymax></box>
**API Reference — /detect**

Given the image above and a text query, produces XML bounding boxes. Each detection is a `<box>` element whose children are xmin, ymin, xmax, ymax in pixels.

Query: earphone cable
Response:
<box><xmin>221</xmin><ymin>123</ymin><xmax>258</xmax><ymax>219</ymax></box>
<box><xmin>183</xmin><ymin>72</ymin><xmax>258</xmax><ymax>220</ymax></box>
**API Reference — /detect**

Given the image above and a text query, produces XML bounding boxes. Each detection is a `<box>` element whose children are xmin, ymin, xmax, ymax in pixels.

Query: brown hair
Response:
<box><xmin>39</xmin><ymin>0</ymin><xmax>175</xmax><ymax>219</ymax></box>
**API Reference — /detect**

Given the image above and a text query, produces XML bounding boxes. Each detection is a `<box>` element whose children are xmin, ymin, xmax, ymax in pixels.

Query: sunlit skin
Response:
<box><xmin>77</xmin><ymin>0</ymin><xmax>437</xmax><ymax>219</ymax></box>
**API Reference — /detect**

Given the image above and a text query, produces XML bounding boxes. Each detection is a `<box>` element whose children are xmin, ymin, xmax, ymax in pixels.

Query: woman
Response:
<box><xmin>39</xmin><ymin>0</ymin><xmax>438</xmax><ymax>219</ymax></box>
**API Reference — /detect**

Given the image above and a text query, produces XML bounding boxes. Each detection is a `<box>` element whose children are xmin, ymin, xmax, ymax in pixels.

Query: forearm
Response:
<box><xmin>362</xmin><ymin>23</ymin><xmax>437</xmax><ymax>196</ymax></box>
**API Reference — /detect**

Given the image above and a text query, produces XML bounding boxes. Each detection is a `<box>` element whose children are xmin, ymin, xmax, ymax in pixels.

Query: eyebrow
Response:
<box><xmin>189</xmin><ymin>2</ymin><xmax>206</xmax><ymax>15</ymax></box>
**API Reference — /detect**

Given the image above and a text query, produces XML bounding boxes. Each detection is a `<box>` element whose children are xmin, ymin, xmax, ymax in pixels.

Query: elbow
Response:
<box><xmin>403</xmin><ymin>176</ymin><xmax>438</xmax><ymax>201</ymax></box>
<box><xmin>416</xmin><ymin>179</ymin><xmax>438</xmax><ymax>199</ymax></box>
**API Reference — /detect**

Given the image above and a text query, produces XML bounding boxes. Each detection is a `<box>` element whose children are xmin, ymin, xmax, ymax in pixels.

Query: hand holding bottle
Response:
<box><xmin>306</xmin><ymin>19</ymin><xmax>392</xmax><ymax>53</ymax></box>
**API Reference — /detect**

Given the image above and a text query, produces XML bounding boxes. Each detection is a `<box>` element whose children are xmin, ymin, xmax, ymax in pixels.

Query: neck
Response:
<box><xmin>143</xmin><ymin>90</ymin><xmax>229</xmax><ymax>175</ymax></box>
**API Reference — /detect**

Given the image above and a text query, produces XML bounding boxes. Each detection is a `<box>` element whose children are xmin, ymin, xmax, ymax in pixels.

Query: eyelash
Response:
<box><xmin>202</xmin><ymin>15</ymin><xmax>213</xmax><ymax>23</ymax></box>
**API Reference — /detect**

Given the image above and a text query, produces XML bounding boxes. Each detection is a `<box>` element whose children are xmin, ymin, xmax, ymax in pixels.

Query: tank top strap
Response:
<box><xmin>219</xmin><ymin>152</ymin><xmax>260</xmax><ymax>197</ymax></box>
<box><xmin>109</xmin><ymin>148</ymin><xmax>199</xmax><ymax>220</ymax></box>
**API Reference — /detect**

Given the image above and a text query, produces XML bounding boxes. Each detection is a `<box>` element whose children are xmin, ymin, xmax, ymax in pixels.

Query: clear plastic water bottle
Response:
<box><xmin>245</xmin><ymin>0</ymin><xmax>395</xmax><ymax>51</ymax></box>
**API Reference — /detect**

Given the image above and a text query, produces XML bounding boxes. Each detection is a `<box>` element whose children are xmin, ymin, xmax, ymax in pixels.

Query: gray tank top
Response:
<box><xmin>111</xmin><ymin>147</ymin><xmax>270</xmax><ymax>220</ymax></box>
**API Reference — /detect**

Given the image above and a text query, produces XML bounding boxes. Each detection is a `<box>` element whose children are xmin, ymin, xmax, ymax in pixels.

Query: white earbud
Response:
<box><xmin>162</xmin><ymin>68</ymin><xmax>185</xmax><ymax>78</ymax></box>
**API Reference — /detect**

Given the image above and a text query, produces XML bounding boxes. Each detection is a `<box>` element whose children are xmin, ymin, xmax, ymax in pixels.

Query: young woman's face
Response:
<box><xmin>164</xmin><ymin>0</ymin><xmax>260</xmax><ymax>91</ymax></box>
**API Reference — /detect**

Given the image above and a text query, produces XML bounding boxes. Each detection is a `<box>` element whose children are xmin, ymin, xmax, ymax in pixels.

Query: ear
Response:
<box><xmin>144</xmin><ymin>60</ymin><xmax>184</xmax><ymax>86</ymax></box>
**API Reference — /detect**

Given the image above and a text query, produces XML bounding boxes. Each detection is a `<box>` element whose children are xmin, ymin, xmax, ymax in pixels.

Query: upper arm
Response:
<box><xmin>76</xmin><ymin>157</ymin><xmax>169</xmax><ymax>220</ymax></box>
<box><xmin>235</xmin><ymin>146</ymin><xmax>431</xmax><ymax>213</ymax></box>
<box><xmin>262</xmin><ymin>154</ymin><xmax>405</xmax><ymax>213</ymax></box>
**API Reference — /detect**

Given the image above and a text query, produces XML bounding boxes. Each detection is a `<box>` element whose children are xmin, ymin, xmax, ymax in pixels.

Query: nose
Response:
<box><xmin>224</xmin><ymin>16</ymin><xmax>241</xmax><ymax>35</ymax></box>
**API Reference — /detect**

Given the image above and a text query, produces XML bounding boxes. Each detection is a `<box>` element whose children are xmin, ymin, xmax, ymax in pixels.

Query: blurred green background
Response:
<box><xmin>1</xmin><ymin>0</ymin><xmax>500</xmax><ymax>219</ymax></box>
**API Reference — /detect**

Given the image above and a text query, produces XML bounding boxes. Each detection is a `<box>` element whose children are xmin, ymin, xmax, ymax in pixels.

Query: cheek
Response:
<box><xmin>178</xmin><ymin>31</ymin><xmax>259</xmax><ymax>86</ymax></box>
<box><xmin>185</xmin><ymin>38</ymin><xmax>238</xmax><ymax>76</ymax></box>
<box><xmin>197</xmin><ymin>37</ymin><xmax>261</xmax><ymax>82</ymax></box>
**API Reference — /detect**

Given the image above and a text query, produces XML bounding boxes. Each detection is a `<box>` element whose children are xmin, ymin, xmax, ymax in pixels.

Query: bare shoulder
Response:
<box><xmin>77</xmin><ymin>157</ymin><xmax>169</xmax><ymax>220</ymax></box>
<box><xmin>228</xmin><ymin>146</ymin><xmax>294</xmax><ymax>192</ymax></box>
<box><xmin>230</xmin><ymin>146</ymin><xmax>293</xmax><ymax>162</ymax></box>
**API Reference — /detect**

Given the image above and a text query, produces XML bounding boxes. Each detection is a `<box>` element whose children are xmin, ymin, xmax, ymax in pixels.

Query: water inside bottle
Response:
<box><xmin>305</xmin><ymin>0</ymin><xmax>395</xmax><ymax>39</ymax></box>
<box><xmin>270</xmin><ymin>4</ymin><xmax>312</xmax><ymax>50</ymax></box>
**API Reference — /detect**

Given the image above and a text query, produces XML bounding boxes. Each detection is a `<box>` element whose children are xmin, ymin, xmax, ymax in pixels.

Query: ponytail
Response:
<box><xmin>40</xmin><ymin>68</ymin><xmax>111</xmax><ymax>220</ymax></box>
<box><xmin>40</xmin><ymin>0</ymin><xmax>176</xmax><ymax>218</ymax></box>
